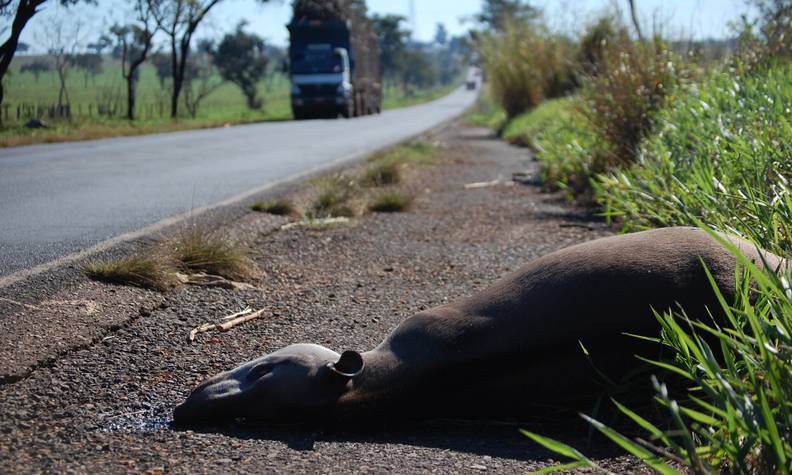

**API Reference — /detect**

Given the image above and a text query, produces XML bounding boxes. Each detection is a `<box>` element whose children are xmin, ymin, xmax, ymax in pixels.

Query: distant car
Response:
<box><xmin>465</xmin><ymin>67</ymin><xmax>480</xmax><ymax>90</ymax></box>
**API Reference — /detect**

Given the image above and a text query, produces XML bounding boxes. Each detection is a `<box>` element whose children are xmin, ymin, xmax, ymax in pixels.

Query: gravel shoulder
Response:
<box><xmin>0</xmin><ymin>123</ymin><xmax>646</xmax><ymax>473</ymax></box>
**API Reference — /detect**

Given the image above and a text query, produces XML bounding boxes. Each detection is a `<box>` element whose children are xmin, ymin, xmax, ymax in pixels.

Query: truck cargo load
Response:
<box><xmin>288</xmin><ymin>0</ymin><xmax>382</xmax><ymax>120</ymax></box>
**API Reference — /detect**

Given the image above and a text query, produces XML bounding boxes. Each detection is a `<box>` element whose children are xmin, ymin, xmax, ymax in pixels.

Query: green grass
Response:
<box><xmin>502</xmin><ymin>96</ymin><xmax>601</xmax><ymax>198</ymax></box>
<box><xmin>463</xmin><ymin>87</ymin><xmax>506</xmax><ymax>130</ymax></box>
<box><xmin>1</xmin><ymin>58</ymin><xmax>458</xmax><ymax>147</ymax></box>
<box><xmin>381</xmin><ymin>81</ymin><xmax>460</xmax><ymax>109</ymax></box>
<box><xmin>307</xmin><ymin>174</ymin><xmax>358</xmax><ymax>219</ymax></box>
<box><xmin>524</xmin><ymin>63</ymin><xmax>792</xmax><ymax>474</ymax></box>
<box><xmin>596</xmin><ymin>64</ymin><xmax>792</xmax><ymax>256</ymax></box>
<box><xmin>82</xmin><ymin>253</ymin><xmax>178</xmax><ymax>291</ymax></box>
<box><xmin>250</xmin><ymin>198</ymin><xmax>296</xmax><ymax>216</ymax></box>
<box><xmin>368</xmin><ymin>190</ymin><xmax>414</xmax><ymax>213</ymax></box>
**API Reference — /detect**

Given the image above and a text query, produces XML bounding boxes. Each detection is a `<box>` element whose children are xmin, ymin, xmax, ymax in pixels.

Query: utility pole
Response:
<box><xmin>408</xmin><ymin>0</ymin><xmax>416</xmax><ymax>43</ymax></box>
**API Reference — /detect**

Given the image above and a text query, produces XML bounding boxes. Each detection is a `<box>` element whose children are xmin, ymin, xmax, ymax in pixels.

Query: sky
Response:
<box><xmin>16</xmin><ymin>0</ymin><xmax>754</xmax><ymax>54</ymax></box>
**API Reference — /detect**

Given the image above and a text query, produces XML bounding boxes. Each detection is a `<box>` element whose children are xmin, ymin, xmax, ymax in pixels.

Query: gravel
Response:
<box><xmin>0</xmin><ymin>123</ymin><xmax>650</xmax><ymax>473</ymax></box>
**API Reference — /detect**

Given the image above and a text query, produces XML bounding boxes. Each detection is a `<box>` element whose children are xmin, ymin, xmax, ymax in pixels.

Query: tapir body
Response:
<box><xmin>173</xmin><ymin>227</ymin><xmax>786</xmax><ymax>426</ymax></box>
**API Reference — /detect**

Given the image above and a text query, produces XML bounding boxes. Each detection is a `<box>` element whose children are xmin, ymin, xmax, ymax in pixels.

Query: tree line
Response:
<box><xmin>1</xmin><ymin>0</ymin><xmax>468</xmax><ymax>125</ymax></box>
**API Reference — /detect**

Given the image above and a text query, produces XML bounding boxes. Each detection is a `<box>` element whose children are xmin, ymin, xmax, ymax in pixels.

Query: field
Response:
<box><xmin>0</xmin><ymin>58</ymin><xmax>459</xmax><ymax>147</ymax></box>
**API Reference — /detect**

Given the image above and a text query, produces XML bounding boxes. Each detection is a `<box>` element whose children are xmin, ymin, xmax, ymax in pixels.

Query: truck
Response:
<box><xmin>288</xmin><ymin>0</ymin><xmax>382</xmax><ymax>120</ymax></box>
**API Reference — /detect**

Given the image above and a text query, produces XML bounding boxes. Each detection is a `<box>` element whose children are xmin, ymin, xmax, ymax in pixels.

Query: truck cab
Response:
<box><xmin>289</xmin><ymin>21</ymin><xmax>355</xmax><ymax>119</ymax></box>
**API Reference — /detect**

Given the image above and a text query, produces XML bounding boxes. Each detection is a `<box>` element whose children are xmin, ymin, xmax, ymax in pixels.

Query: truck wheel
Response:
<box><xmin>342</xmin><ymin>101</ymin><xmax>353</xmax><ymax>118</ymax></box>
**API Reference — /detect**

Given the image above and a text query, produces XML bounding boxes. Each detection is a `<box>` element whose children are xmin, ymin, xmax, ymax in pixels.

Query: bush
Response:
<box><xmin>583</xmin><ymin>37</ymin><xmax>683</xmax><ymax>172</ymax></box>
<box><xmin>596</xmin><ymin>64</ymin><xmax>792</xmax><ymax>256</ymax></box>
<box><xmin>529</xmin><ymin>63</ymin><xmax>792</xmax><ymax>474</ymax></box>
<box><xmin>502</xmin><ymin>96</ymin><xmax>601</xmax><ymax>198</ymax></box>
<box><xmin>479</xmin><ymin>21</ymin><xmax>576</xmax><ymax>119</ymax></box>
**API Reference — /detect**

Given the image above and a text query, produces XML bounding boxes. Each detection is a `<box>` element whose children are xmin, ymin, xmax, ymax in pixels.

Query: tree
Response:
<box><xmin>434</xmin><ymin>23</ymin><xmax>448</xmax><ymax>46</ymax></box>
<box><xmin>182</xmin><ymin>40</ymin><xmax>222</xmax><ymax>118</ymax></box>
<box><xmin>110</xmin><ymin>1</ymin><xmax>156</xmax><ymax>120</ymax></box>
<box><xmin>371</xmin><ymin>14</ymin><xmax>409</xmax><ymax>79</ymax></box>
<box><xmin>476</xmin><ymin>0</ymin><xmax>538</xmax><ymax>31</ymax></box>
<box><xmin>398</xmin><ymin>49</ymin><xmax>438</xmax><ymax>93</ymax></box>
<box><xmin>212</xmin><ymin>21</ymin><xmax>268</xmax><ymax>110</ymax></box>
<box><xmin>149</xmin><ymin>51</ymin><xmax>171</xmax><ymax>88</ymax></box>
<box><xmin>626</xmin><ymin>0</ymin><xmax>643</xmax><ymax>41</ymax></box>
<box><xmin>86</xmin><ymin>34</ymin><xmax>112</xmax><ymax>55</ymax></box>
<box><xmin>0</xmin><ymin>0</ymin><xmax>92</xmax><ymax>124</ymax></box>
<box><xmin>16</xmin><ymin>41</ymin><xmax>28</xmax><ymax>52</ymax></box>
<box><xmin>147</xmin><ymin>0</ymin><xmax>225</xmax><ymax>118</ymax></box>
<box><xmin>72</xmin><ymin>52</ymin><xmax>102</xmax><ymax>86</ymax></box>
<box><xmin>20</xmin><ymin>59</ymin><xmax>50</xmax><ymax>81</ymax></box>
<box><xmin>41</xmin><ymin>13</ymin><xmax>84</xmax><ymax>109</ymax></box>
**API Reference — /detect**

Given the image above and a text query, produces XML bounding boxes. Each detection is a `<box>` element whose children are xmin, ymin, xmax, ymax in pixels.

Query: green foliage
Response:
<box><xmin>528</xmin><ymin>64</ymin><xmax>792</xmax><ymax>474</ymax></box>
<box><xmin>476</xmin><ymin>0</ymin><xmax>539</xmax><ymax>32</ymax></box>
<box><xmin>213</xmin><ymin>22</ymin><xmax>269</xmax><ymax>110</ymax></box>
<box><xmin>583</xmin><ymin>37</ymin><xmax>684</xmax><ymax>172</ymax></box>
<box><xmin>531</xmin><ymin>238</ymin><xmax>792</xmax><ymax>473</ymax></box>
<box><xmin>596</xmin><ymin>64</ymin><xmax>792</xmax><ymax>256</ymax></box>
<box><xmin>503</xmin><ymin>97</ymin><xmax>600</xmax><ymax>197</ymax></box>
<box><xmin>479</xmin><ymin>21</ymin><xmax>576</xmax><ymax>119</ymax></box>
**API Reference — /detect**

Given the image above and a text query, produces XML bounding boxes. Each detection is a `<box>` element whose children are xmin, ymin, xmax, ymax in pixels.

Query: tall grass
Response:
<box><xmin>526</xmin><ymin>63</ymin><xmax>792</xmax><ymax>474</ymax></box>
<box><xmin>583</xmin><ymin>37</ymin><xmax>684</xmax><ymax>172</ymax></box>
<box><xmin>526</xmin><ymin>233</ymin><xmax>792</xmax><ymax>473</ymax></box>
<box><xmin>478</xmin><ymin>21</ymin><xmax>576</xmax><ymax>119</ymax></box>
<box><xmin>596</xmin><ymin>64</ymin><xmax>792</xmax><ymax>256</ymax></box>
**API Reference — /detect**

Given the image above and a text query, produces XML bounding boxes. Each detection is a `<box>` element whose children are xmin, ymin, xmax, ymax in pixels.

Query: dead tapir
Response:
<box><xmin>173</xmin><ymin>227</ymin><xmax>785</xmax><ymax>426</ymax></box>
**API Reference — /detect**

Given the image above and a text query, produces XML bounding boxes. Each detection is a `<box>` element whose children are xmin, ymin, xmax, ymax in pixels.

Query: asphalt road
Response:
<box><xmin>0</xmin><ymin>87</ymin><xmax>476</xmax><ymax>278</ymax></box>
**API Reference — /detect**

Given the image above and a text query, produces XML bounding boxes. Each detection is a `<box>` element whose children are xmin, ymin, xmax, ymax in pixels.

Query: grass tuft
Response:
<box><xmin>369</xmin><ymin>191</ymin><xmax>414</xmax><ymax>213</ymax></box>
<box><xmin>169</xmin><ymin>225</ymin><xmax>255</xmax><ymax>280</ymax></box>
<box><xmin>307</xmin><ymin>174</ymin><xmax>359</xmax><ymax>219</ymax></box>
<box><xmin>82</xmin><ymin>253</ymin><xmax>177</xmax><ymax>291</ymax></box>
<box><xmin>250</xmin><ymin>198</ymin><xmax>296</xmax><ymax>216</ymax></box>
<box><xmin>362</xmin><ymin>160</ymin><xmax>401</xmax><ymax>187</ymax></box>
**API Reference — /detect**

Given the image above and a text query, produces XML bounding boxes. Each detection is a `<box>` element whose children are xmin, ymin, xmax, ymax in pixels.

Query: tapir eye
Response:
<box><xmin>246</xmin><ymin>363</ymin><xmax>273</xmax><ymax>382</ymax></box>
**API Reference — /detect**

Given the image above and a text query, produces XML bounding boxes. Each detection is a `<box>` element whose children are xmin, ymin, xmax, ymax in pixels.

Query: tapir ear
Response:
<box><xmin>327</xmin><ymin>350</ymin><xmax>364</xmax><ymax>380</ymax></box>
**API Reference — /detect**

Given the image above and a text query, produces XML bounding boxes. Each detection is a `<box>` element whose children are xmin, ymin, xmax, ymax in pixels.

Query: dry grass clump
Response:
<box><xmin>479</xmin><ymin>21</ymin><xmax>576</xmax><ymax>119</ymax></box>
<box><xmin>307</xmin><ymin>174</ymin><xmax>358</xmax><ymax>219</ymax></box>
<box><xmin>250</xmin><ymin>198</ymin><xmax>296</xmax><ymax>216</ymax></box>
<box><xmin>362</xmin><ymin>160</ymin><xmax>401</xmax><ymax>187</ymax></box>
<box><xmin>168</xmin><ymin>225</ymin><xmax>255</xmax><ymax>280</ymax></box>
<box><xmin>82</xmin><ymin>253</ymin><xmax>178</xmax><ymax>291</ymax></box>
<box><xmin>368</xmin><ymin>191</ymin><xmax>414</xmax><ymax>213</ymax></box>
<box><xmin>583</xmin><ymin>36</ymin><xmax>683</xmax><ymax>171</ymax></box>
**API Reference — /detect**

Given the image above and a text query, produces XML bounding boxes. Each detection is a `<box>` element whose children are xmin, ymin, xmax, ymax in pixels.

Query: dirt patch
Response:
<box><xmin>0</xmin><ymin>123</ymin><xmax>646</xmax><ymax>473</ymax></box>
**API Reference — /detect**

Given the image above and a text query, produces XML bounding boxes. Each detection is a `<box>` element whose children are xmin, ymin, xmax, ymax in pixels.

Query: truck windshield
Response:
<box><xmin>291</xmin><ymin>52</ymin><xmax>343</xmax><ymax>75</ymax></box>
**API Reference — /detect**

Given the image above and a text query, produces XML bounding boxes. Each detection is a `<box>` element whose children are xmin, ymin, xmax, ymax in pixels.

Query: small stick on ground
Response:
<box><xmin>217</xmin><ymin>308</ymin><xmax>267</xmax><ymax>332</ymax></box>
<box><xmin>189</xmin><ymin>323</ymin><xmax>216</xmax><ymax>342</ymax></box>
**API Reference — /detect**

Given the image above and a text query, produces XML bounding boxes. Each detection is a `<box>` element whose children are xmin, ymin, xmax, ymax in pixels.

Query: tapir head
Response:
<box><xmin>172</xmin><ymin>344</ymin><xmax>364</xmax><ymax>426</ymax></box>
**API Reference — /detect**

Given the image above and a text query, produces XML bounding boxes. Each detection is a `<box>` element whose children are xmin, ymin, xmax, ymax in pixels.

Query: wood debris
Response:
<box><xmin>464</xmin><ymin>179</ymin><xmax>501</xmax><ymax>189</ymax></box>
<box><xmin>281</xmin><ymin>217</ymin><xmax>350</xmax><ymax>230</ymax></box>
<box><xmin>189</xmin><ymin>307</ymin><xmax>267</xmax><ymax>342</ymax></box>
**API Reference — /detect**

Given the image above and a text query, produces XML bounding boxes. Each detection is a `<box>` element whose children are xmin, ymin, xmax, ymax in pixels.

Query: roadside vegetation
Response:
<box><xmin>82</xmin><ymin>253</ymin><xmax>178</xmax><ymax>291</ymax></box>
<box><xmin>83</xmin><ymin>225</ymin><xmax>254</xmax><ymax>290</ymax></box>
<box><xmin>474</xmin><ymin>0</ymin><xmax>792</xmax><ymax>472</ymax></box>
<box><xmin>369</xmin><ymin>190</ymin><xmax>414</xmax><ymax>213</ymax></box>
<box><xmin>250</xmin><ymin>198</ymin><xmax>296</xmax><ymax>216</ymax></box>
